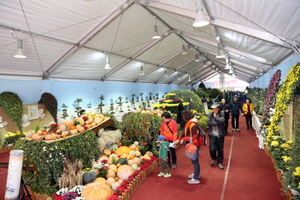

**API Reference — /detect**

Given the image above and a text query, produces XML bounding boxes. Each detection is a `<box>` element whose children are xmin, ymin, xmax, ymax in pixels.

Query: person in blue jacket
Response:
<box><xmin>230</xmin><ymin>95</ymin><xmax>243</xmax><ymax>132</ymax></box>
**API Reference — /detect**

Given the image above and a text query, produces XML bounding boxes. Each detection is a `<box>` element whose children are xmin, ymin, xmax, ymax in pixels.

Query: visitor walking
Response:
<box><xmin>219</xmin><ymin>98</ymin><xmax>230</xmax><ymax>134</ymax></box>
<box><xmin>160</xmin><ymin>112</ymin><xmax>178</xmax><ymax>169</ymax></box>
<box><xmin>242</xmin><ymin>98</ymin><xmax>254</xmax><ymax>130</ymax></box>
<box><xmin>175</xmin><ymin>110</ymin><xmax>202</xmax><ymax>184</ymax></box>
<box><xmin>207</xmin><ymin>103</ymin><xmax>226</xmax><ymax>170</ymax></box>
<box><xmin>157</xmin><ymin>135</ymin><xmax>171</xmax><ymax>178</ymax></box>
<box><xmin>230</xmin><ymin>95</ymin><xmax>243</xmax><ymax>132</ymax></box>
<box><xmin>176</xmin><ymin>102</ymin><xmax>186</xmax><ymax>131</ymax></box>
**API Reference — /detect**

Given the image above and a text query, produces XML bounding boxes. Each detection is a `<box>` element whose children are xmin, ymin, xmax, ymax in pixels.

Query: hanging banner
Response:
<box><xmin>5</xmin><ymin>150</ymin><xmax>24</xmax><ymax>200</ymax></box>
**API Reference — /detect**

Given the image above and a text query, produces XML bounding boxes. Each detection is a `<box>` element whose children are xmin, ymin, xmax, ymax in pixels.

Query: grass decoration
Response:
<box><xmin>0</xmin><ymin>91</ymin><xmax>23</xmax><ymax>133</ymax></box>
<box><xmin>14</xmin><ymin>130</ymin><xmax>99</xmax><ymax>196</ymax></box>
<box><xmin>40</xmin><ymin>92</ymin><xmax>58</xmax><ymax>123</ymax></box>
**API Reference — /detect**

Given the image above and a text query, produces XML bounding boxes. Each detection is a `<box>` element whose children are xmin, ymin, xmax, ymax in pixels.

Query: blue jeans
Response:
<box><xmin>191</xmin><ymin>146</ymin><xmax>200</xmax><ymax>180</ymax></box>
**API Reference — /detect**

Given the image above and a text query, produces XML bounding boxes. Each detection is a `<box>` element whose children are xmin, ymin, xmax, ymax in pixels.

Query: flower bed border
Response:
<box><xmin>0</xmin><ymin>145</ymin><xmax>14</xmax><ymax>154</ymax></box>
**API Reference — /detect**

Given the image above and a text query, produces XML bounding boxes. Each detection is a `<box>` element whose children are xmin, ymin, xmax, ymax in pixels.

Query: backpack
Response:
<box><xmin>188</xmin><ymin>123</ymin><xmax>207</xmax><ymax>146</ymax></box>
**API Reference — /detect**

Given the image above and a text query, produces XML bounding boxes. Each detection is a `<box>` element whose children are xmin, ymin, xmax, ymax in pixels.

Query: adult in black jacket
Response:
<box><xmin>219</xmin><ymin>98</ymin><xmax>230</xmax><ymax>134</ymax></box>
<box><xmin>207</xmin><ymin>103</ymin><xmax>226</xmax><ymax>170</ymax></box>
<box><xmin>176</xmin><ymin>103</ymin><xmax>186</xmax><ymax>131</ymax></box>
<box><xmin>230</xmin><ymin>95</ymin><xmax>243</xmax><ymax>132</ymax></box>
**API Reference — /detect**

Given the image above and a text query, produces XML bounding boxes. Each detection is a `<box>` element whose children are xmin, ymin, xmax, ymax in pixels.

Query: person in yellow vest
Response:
<box><xmin>242</xmin><ymin>98</ymin><xmax>255</xmax><ymax>130</ymax></box>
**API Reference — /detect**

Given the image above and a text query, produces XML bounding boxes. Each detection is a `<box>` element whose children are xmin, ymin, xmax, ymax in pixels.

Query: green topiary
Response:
<box><xmin>194</xmin><ymin>89</ymin><xmax>208</xmax><ymax>99</ymax></box>
<box><xmin>171</xmin><ymin>89</ymin><xmax>204</xmax><ymax>113</ymax></box>
<box><xmin>208</xmin><ymin>88</ymin><xmax>220</xmax><ymax>98</ymax></box>
<box><xmin>39</xmin><ymin>92</ymin><xmax>58</xmax><ymax>123</ymax></box>
<box><xmin>0</xmin><ymin>91</ymin><xmax>23</xmax><ymax>133</ymax></box>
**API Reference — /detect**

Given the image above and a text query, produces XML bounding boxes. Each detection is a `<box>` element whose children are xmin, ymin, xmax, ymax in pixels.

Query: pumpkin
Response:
<box><xmin>103</xmin><ymin>149</ymin><xmax>111</xmax><ymax>156</ymax></box>
<box><xmin>44</xmin><ymin>134</ymin><xmax>57</xmax><ymax>140</ymax></box>
<box><xmin>133</xmin><ymin>141</ymin><xmax>139</xmax><ymax>146</ymax></box>
<box><xmin>117</xmin><ymin>165</ymin><xmax>135</xmax><ymax>180</ymax></box>
<box><xmin>117</xmin><ymin>158</ymin><xmax>128</xmax><ymax>165</ymax></box>
<box><xmin>25</xmin><ymin>131</ymin><xmax>34</xmax><ymax>138</ymax></box>
<box><xmin>94</xmin><ymin>177</ymin><xmax>106</xmax><ymax>184</ymax></box>
<box><xmin>31</xmin><ymin>134</ymin><xmax>44</xmax><ymax>141</ymax></box>
<box><xmin>120</xmin><ymin>154</ymin><xmax>128</xmax><ymax>159</ymax></box>
<box><xmin>106</xmin><ymin>177</ymin><xmax>116</xmax><ymax>187</ymax></box>
<box><xmin>94</xmin><ymin>117</ymin><xmax>103</xmax><ymax>124</ymax></box>
<box><xmin>61</xmin><ymin>131</ymin><xmax>69</xmax><ymax>138</ymax></box>
<box><xmin>70</xmin><ymin>129</ymin><xmax>78</xmax><ymax>135</ymax></box>
<box><xmin>107</xmin><ymin>156</ymin><xmax>118</xmax><ymax>165</ymax></box>
<box><xmin>55</xmin><ymin>129</ymin><xmax>61</xmax><ymax>134</ymax></box>
<box><xmin>111</xmin><ymin>182</ymin><xmax>120</xmax><ymax>191</ymax></box>
<box><xmin>61</xmin><ymin>120</ymin><xmax>73</xmax><ymax>127</ymax></box>
<box><xmin>81</xmin><ymin>183</ymin><xmax>113</xmax><ymax>200</ymax></box>
<box><xmin>109</xmin><ymin>153</ymin><xmax>118</xmax><ymax>159</ymax></box>
<box><xmin>70</xmin><ymin>125</ymin><xmax>76</xmax><ymax>130</ymax></box>
<box><xmin>129</xmin><ymin>144</ymin><xmax>136</xmax><ymax>150</ymax></box>
<box><xmin>127</xmin><ymin>155</ymin><xmax>135</xmax><ymax>160</ymax></box>
<box><xmin>91</xmin><ymin>122</ymin><xmax>97</xmax><ymax>127</ymax></box>
<box><xmin>82</xmin><ymin>171</ymin><xmax>97</xmax><ymax>185</ymax></box>
<box><xmin>36</xmin><ymin>130</ymin><xmax>43</xmax><ymax>135</ymax></box>
<box><xmin>131</xmin><ymin>164</ymin><xmax>139</xmax><ymax>171</ymax></box>
<box><xmin>127</xmin><ymin>157</ymin><xmax>141</xmax><ymax>166</ymax></box>
<box><xmin>106</xmin><ymin>170</ymin><xmax>115</xmax><ymax>178</ymax></box>
<box><xmin>135</xmin><ymin>151</ymin><xmax>141</xmax><ymax>157</ymax></box>
<box><xmin>129</xmin><ymin>150</ymin><xmax>135</xmax><ymax>155</ymax></box>
<box><xmin>59</xmin><ymin>124</ymin><xmax>67</xmax><ymax>132</ymax></box>
<box><xmin>108</xmin><ymin>164</ymin><xmax>117</xmax><ymax>171</ymax></box>
<box><xmin>115</xmin><ymin>146</ymin><xmax>132</xmax><ymax>156</ymax></box>
<box><xmin>145</xmin><ymin>151</ymin><xmax>153</xmax><ymax>157</ymax></box>
<box><xmin>143</xmin><ymin>155</ymin><xmax>151</xmax><ymax>160</ymax></box>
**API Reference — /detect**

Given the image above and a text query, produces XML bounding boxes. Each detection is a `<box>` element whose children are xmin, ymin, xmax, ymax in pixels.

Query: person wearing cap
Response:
<box><xmin>230</xmin><ymin>95</ymin><xmax>243</xmax><ymax>132</ymax></box>
<box><xmin>160</xmin><ymin>112</ymin><xmax>178</xmax><ymax>169</ymax></box>
<box><xmin>219</xmin><ymin>98</ymin><xmax>231</xmax><ymax>134</ymax></box>
<box><xmin>175</xmin><ymin>110</ymin><xmax>202</xmax><ymax>184</ymax></box>
<box><xmin>157</xmin><ymin>135</ymin><xmax>171</xmax><ymax>178</ymax></box>
<box><xmin>207</xmin><ymin>103</ymin><xmax>226</xmax><ymax>170</ymax></box>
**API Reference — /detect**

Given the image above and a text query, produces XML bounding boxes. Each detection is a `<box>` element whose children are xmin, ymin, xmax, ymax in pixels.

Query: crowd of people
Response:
<box><xmin>157</xmin><ymin>91</ymin><xmax>255</xmax><ymax>184</ymax></box>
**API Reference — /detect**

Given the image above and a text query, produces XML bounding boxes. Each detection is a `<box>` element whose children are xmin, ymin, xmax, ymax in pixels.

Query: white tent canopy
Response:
<box><xmin>0</xmin><ymin>0</ymin><xmax>299</xmax><ymax>86</ymax></box>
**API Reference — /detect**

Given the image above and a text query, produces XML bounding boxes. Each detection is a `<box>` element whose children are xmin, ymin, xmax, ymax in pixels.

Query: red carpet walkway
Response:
<box><xmin>0</xmin><ymin>116</ymin><xmax>286</xmax><ymax>200</ymax></box>
<box><xmin>130</xmin><ymin>117</ymin><xmax>286</xmax><ymax>200</ymax></box>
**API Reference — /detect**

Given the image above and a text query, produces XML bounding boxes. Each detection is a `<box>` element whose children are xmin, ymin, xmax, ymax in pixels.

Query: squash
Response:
<box><xmin>103</xmin><ymin>149</ymin><xmax>111</xmax><ymax>156</ymax></box>
<box><xmin>94</xmin><ymin>117</ymin><xmax>103</xmax><ymax>125</ymax></box>
<box><xmin>108</xmin><ymin>144</ymin><xmax>119</xmax><ymax>151</ymax></box>
<box><xmin>59</xmin><ymin>124</ymin><xmax>67</xmax><ymax>132</ymax></box>
<box><xmin>135</xmin><ymin>151</ymin><xmax>141</xmax><ymax>157</ymax></box>
<box><xmin>129</xmin><ymin>144</ymin><xmax>136</xmax><ymax>150</ymax></box>
<box><xmin>61</xmin><ymin>131</ymin><xmax>69</xmax><ymax>138</ymax></box>
<box><xmin>111</xmin><ymin>182</ymin><xmax>120</xmax><ymax>191</ymax></box>
<box><xmin>145</xmin><ymin>151</ymin><xmax>153</xmax><ymax>157</ymax></box>
<box><xmin>94</xmin><ymin>177</ymin><xmax>106</xmax><ymax>184</ymax></box>
<box><xmin>31</xmin><ymin>134</ymin><xmax>44</xmax><ymax>141</ymax></box>
<box><xmin>143</xmin><ymin>155</ymin><xmax>151</xmax><ymax>160</ymax></box>
<box><xmin>129</xmin><ymin>150</ymin><xmax>135</xmax><ymax>155</ymax></box>
<box><xmin>106</xmin><ymin>170</ymin><xmax>115</xmax><ymax>178</ymax></box>
<box><xmin>131</xmin><ymin>164</ymin><xmax>139</xmax><ymax>171</ymax></box>
<box><xmin>44</xmin><ymin>134</ymin><xmax>57</xmax><ymax>140</ymax></box>
<box><xmin>36</xmin><ymin>130</ymin><xmax>43</xmax><ymax>135</ymax></box>
<box><xmin>90</xmin><ymin>122</ymin><xmax>97</xmax><ymax>127</ymax></box>
<box><xmin>81</xmin><ymin>182</ymin><xmax>113</xmax><ymax>200</ymax></box>
<box><xmin>70</xmin><ymin>129</ymin><xmax>78</xmax><ymax>135</ymax></box>
<box><xmin>55</xmin><ymin>129</ymin><xmax>61</xmax><ymax>134</ymax></box>
<box><xmin>117</xmin><ymin>165</ymin><xmax>135</xmax><ymax>180</ymax></box>
<box><xmin>107</xmin><ymin>156</ymin><xmax>118</xmax><ymax>165</ymax></box>
<box><xmin>76</xmin><ymin>124</ymin><xmax>85</xmax><ymax>132</ymax></box>
<box><xmin>133</xmin><ymin>141</ymin><xmax>139</xmax><ymax>146</ymax></box>
<box><xmin>108</xmin><ymin>164</ymin><xmax>117</xmax><ymax>171</ymax></box>
<box><xmin>91</xmin><ymin>169</ymin><xmax>100</xmax><ymax>176</ymax></box>
<box><xmin>106</xmin><ymin>177</ymin><xmax>116</xmax><ymax>187</ymax></box>
<box><xmin>82</xmin><ymin>171</ymin><xmax>97</xmax><ymax>185</ymax></box>
<box><xmin>109</xmin><ymin>153</ymin><xmax>118</xmax><ymax>159</ymax></box>
<box><xmin>115</xmin><ymin>146</ymin><xmax>132</xmax><ymax>156</ymax></box>
<box><xmin>61</xmin><ymin>120</ymin><xmax>73</xmax><ymax>127</ymax></box>
<box><xmin>120</xmin><ymin>154</ymin><xmax>128</xmax><ymax>159</ymax></box>
<box><xmin>117</xmin><ymin>158</ymin><xmax>128</xmax><ymax>165</ymax></box>
<box><xmin>127</xmin><ymin>155</ymin><xmax>135</xmax><ymax>160</ymax></box>
<box><xmin>127</xmin><ymin>157</ymin><xmax>141</xmax><ymax>166</ymax></box>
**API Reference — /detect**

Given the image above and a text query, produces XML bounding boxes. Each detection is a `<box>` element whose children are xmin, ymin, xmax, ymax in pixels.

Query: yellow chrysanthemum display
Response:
<box><xmin>271</xmin><ymin>141</ymin><xmax>279</xmax><ymax>146</ymax></box>
<box><xmin>282</xmin><ymin>156</ymin><xmax>292</xmax><ymax>162</ymax></box>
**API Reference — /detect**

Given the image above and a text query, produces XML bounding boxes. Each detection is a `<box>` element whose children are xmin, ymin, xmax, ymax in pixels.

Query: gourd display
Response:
<box><xmin>115</xmin><ymin>146</ymin><xmax>132</xmax><ymax>156</ymax></box>
<box><xmin>117</xmin><ymin>165</ymin><xmax>135</xmax><ymax>180</ymax></box>
<box><xmin>82</xmin><ymin>171</ymin><xmax>97</xmax><ymax>185</ymax></box>
<box><xmin>81</xmin><ymin>182</ymin><xmax>113</xmax><ymax>200</ymax></box>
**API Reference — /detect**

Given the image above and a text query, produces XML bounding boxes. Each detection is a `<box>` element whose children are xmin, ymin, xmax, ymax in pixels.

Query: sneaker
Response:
<box><xmin>188</xmin><ymin>173</ymin><xmax>194</xmax><ymax>178</ymax></box>
<box><xmin>210</xmin><ymin>160</ymin><xmax>215</xmax><ymax>166</ymax></box>
<box><xmin>188</xmin><ymin>178</ymin><xmax>200</xmax><ymax>184</ymax></box>
<box><xmin>172</xmin><ymin>164</ymin><xmax>177</xmax><ymax>169</ymax></box>
<box><xmin>236</xmin><ymin>129</ymin><xmax>240</xmax><ymax>132</ymax></box>
<box><xmin>158</xmin><ymin>172</ymin><xmax>165</xmax><ymax>177</ymax></box>
<box><xmin>218</xmin><ymin>163</ymin><xmax>224</xmax><ymax>170</ymax></box>
<box><xmin>232</xmin><ymin>128</ymin><xmax>235</xmax><ymax>131</ymax></box>
<box><xmin>164</xmin><ymin>173</ymin><xmax>171</xmax><ymax>178</ymax></box>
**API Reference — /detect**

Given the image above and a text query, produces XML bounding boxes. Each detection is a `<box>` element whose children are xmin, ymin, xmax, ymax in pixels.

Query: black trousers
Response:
<box><xmin>167</xmin><ymin>141</ymin><xmax>177</xmax><ymax>164</ymax></box>
<box><xmin>224</xmin><ymin>115</ymin><xmax>229</xmax><ymax>134</ymax></box>
<box><xmin>245</xmin><ymin>115</ymin><xmax>253</xmax><ymax>128</ymax></box>
<box><xmin>209</xmin><ymin>136</ymin><xmax>225</xmax><ymax>164</ymax></box>
<box><xmin>231</xmin><ymin>115</ymin><xmax>240</xmax><ymax>129</ymax></box>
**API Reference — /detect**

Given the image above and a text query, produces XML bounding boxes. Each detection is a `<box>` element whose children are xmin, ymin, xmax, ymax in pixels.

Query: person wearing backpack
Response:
<box><xmin>208</xmin><ymin>103</ymin><xmax>226</xmax><ymax>170</ymax></box>
<box><xmin>175</xmin><ymin>110</ymin><xmax>203</xmax><ymax>184</ymax></box>
<box><xmin>160</xmin><ymin>112</ymin><xmax>178</xmax><ymax>169</ymax></box>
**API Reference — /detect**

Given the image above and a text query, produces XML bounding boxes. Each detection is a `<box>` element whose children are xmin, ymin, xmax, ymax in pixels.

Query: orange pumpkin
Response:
<box><xmin>31</xmin><ymin>134</ymin><xmax>44</xmax><ymax>141</ymax></box>
<box><xmin>94</xmin><ymin>117</ymin><xmax>103</xmax><ymax>125</ymax></box>
<box><xmin>61</xmin><ymin>120</ymin><xmax>73</xmax><ymax>127</ymax></box>
<box><xmin>45</xmin><ymin>134</ymin><xmax>57</xmax><ymax>140</ymax></box>
<box><xmin>36</xmin><ymin>130</ymin><xmax>43</xmax><ymax>135</ymax></box>
<box><xmin>81</xmin><ymin>183</ymin><xmax>113</xmax><ymax>200</ymax></box>
<box><xmin>70</xmin><ymin>125</ymin><xmax>76</xmax><ymax>130</ymax></box>
<box><xmin>70</xmin><ymin>129</ymin><xmax>78</xmax><ymax>135</ymax></box>
<box><xmin>115</xmin><ymin>146</ymin><xmax>132</xmax><ymax>156</ymax></box>
<box><xmin>93</xmin><ymin>177</ymin><xmax>106</xmax><ymax>184</ymax></box>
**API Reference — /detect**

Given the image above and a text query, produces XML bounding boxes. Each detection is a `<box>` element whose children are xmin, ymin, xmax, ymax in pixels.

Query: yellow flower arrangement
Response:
<box><xmin>267</xmin><ymin>62</ymin><xmax>300</xmax><ymax>142</ymax></box>
<box><xmin>271</xmin><ymin>141</ymin><xmax>279</xmax><ymax>146</ymax></box>
<box><xmin>293</xmin><ymin>167</ymin><xmax>300</xmax><ymax>176</ymax></box>
<box><xmin>282</xmin><ymin>156</ymin><xmax>292</xmax><ymax>162</ymax></box>
<box><xmin>280</xmin><ymin>143</ymin><xmax>292</xmax><ymax>149</ymax></box>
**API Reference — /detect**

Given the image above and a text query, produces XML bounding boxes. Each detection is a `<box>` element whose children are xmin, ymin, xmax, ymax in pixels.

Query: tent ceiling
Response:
<box><xmin>0</xmin><ymin>0</ymin><xmax>299</xmax><ymax>86</ymax></box>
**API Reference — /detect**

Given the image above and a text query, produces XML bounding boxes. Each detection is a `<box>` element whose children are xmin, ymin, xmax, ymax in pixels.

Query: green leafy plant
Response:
<box><xmin>0</xmin><ymin>91</ymin><xmax>23</xmax><ymax>133</ymax></box>
<box><xmin>61</xmin><ymin>103</ymin><xmax>69</xmax><ymax>119</ymax></box>
<box><xmin>40</xmin><ymin>93</ymin><xmax>58</xmax><ymax>123</ymax></box>
<box><xmin>14</xmin><ymin>130</ymin><xmax>99</xmax><ymax>196</ymax></box>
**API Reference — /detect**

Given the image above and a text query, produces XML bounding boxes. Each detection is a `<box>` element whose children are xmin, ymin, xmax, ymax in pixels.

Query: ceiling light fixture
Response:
<box><xmin>193</xmin><ymin>0</ymin><xmax>210</xmax><ymax>27</ymax></box>
<box><xmin>152</xmin><ymin>16</ymin><xmax>161</xmax><ymax>39</ymax></box>
<box><xmin>216</xmin><ymin>42</ymin><xmax>226</xmax><ymax>58</ymax></box>
<box><xmin>164</xmin><ymin>68</ymin><xmax>168</xmax><ymax>77</ymax></box>
<box><xmin>203</xmin><ymin>60</ymin><xmax>207</xmax><ymax>67</ymax></box>
<box><xmin>228</xmin><ymin>67</ymin><xmax>234</xmax><ymax>74</ymax></box>
<box><xmin>178</xmin><ymin>72</ymin><xmax>181</xmax><ymax>80</ymax></box>
<box><xmin>140</xmin><ymin>65</ymin><xmax>144</xmax><ymax>75</ymax></box>
<box><xmin>195</xmin><ymin>54</ymin><xmax>200</xmax><ymax>61</ymax></box>
<box><xmin>188</xmin><ymin>75</ymin><xmax>191</xmax><ymax>82</ymax></box>
<box><xmin>216</xmin><ymin>34</ymin><xmax>220</xmax><ymax>41</ymax></box>
<box><xmin>14</xmin><ymin>39</ymin><xmax>27</xmax><ymax>59</ymax></box>
<box><xmin>104</xmin><ymin>55</ymin><xmax>111</xmax><ymax>70</ymax></box>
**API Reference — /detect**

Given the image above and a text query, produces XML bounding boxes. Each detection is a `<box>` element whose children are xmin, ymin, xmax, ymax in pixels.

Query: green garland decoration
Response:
<box><xmin>40</xmin><ymin>92</ymin><xmax>58</xmax><ymax>123</ymax></box>
<box><xmin>0</xmin><ymin>91</ymin><xmax>23</xmax><ymax>133</ymax></box>
<box><xmin>14</xmin><ymin>130</ymin><xmax>99</xmax><ymax>196</ymax></box>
